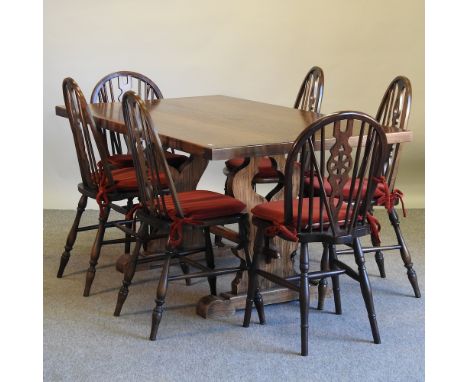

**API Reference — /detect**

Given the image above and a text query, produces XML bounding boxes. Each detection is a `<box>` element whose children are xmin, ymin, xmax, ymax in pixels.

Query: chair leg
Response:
<box><xmin>114</xmin><ymin>222</ymin><xmax>146</xmax><ymax>316</ymax></box>
<box><xmin>214</xmin><ymin>234</ymin><xmax>225</xmax><ymax>247</ymax></box>
<box><xmin>149</xmin><ymin>253</ymin><xmax>171</xmax><ymax>341</ymax></box>
<box><xmin>124</xmin><ymin>198</ymin><xmax>133</xmax><ymax>255</ymax></box>
<box><xmin>317</xmin><ymin>244</ymin><xmax>329</xmax><ymax>310</ymax></box>
<box><xmin>353</xmin><ymin>238</ymin><xmax>381</xmax><ymax>344</ymax></box>
<box><xmin>83</xmin><ymin>206</ymin><xmax>110</xmax><ymax>297</ymax></box>
<box><xmin>329</xmin><ymin>244</ymin><xmax>342</xmax><ymax>315</ymax></box>
<box><xmin>57</xmin><ymin>195</ymin><xmax>87</xmax><ymax>278</ymax></box>
<box><xmin>243</xmin><ymin>228</ymin><xmax>265</xmax><ymax>327</ymax></box>
<box><xmin>204</xmin><ymin>228</ymin><xmax>217</xmax><ymax>295</ymax></box>
<box><xmin>299</xmin><ymin>242</ymin><xmax>310</xmax><ymax>356</ymax></box>
<box><xmin>388</xmin><ymin>208</ymin><xmax>421</xmax><ymax>298</ymax></box>
<box><xmin>374</xmin><ymin>250</ymin><xmax>386</xmax><ymax>278</ymax></box>
<box><xmin>179</xmin><ymin>260</ymin><xmax>191</xmax><ymax>286</ymax></box>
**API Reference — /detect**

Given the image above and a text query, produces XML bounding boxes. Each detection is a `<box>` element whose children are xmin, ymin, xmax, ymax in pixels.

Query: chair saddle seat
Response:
<box><xmin>154</xmin><ymin>190</ymin><xmax>247</xmax><ymax>221</ymax></box>
<box><xmin>306</xmin><ymin>175</ymin><xmax>387</xmax><ymax>200</ymax></box>
<box><xmin>251</xmin><ymin>197</ymin><xmax>348</xmax><ymax>229</ymax></box>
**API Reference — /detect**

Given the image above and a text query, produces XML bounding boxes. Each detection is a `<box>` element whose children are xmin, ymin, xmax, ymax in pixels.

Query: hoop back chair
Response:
<box><xmin>328</xmin><ymin>77</ymin><xmax>420</xmax><ymax>298</ymax></box>
<box><xmin>114</xmin><ymin>91</ymin><xmax>250</xmax><ymax>341</ymax></box>
<box><xmin>91</xmin><ymin>71</ymin><xmax>187</xmax><ymax>170</ymax></box>
<box><xmin>243</xmin><ymin>111</ymin><xmax>388</xmax><ymax>356</ymax></box>
<box><xmin>58</xmin><ymin>77</ymin><xmax>141</xmax><ymax>296</ymax></box>
<box><xmin>224</xmin><ymin>66</ymin><xmax>325</xmax><ymax>201</ymax></box>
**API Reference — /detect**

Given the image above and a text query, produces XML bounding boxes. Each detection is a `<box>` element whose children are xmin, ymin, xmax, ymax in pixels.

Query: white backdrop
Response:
<box><xmin>44</xmin><ymin>0</ymin><xmax>424</xmax><ymax>209</ymax></box>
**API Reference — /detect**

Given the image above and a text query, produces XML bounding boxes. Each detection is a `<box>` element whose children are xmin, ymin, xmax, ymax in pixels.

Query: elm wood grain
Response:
<box><xmin>55</xmin><ymin>95</ymin><xmax>413</xmax><ymax>160</ymax></box>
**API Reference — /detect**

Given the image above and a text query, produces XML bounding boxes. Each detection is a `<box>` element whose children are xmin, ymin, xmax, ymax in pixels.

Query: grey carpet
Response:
<box><xmin>44</xmin><ymin>209</ymin><xmax>424</xmax><ymax>382</ymax></box>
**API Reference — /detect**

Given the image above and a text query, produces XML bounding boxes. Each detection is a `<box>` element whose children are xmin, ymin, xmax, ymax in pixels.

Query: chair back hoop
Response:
<box><xmin>91</xmin><ymin>71</ymin><xmax>164</xmax><ymax>156</ymax></box>
<box><xmin>294</xmin><ymin>66</ymin><xmax>324</xmax><ymax>113</ymax></box>
<box><xmin>122</xmin><ymin>91</ymin><xmax>183</xmax><ymax>219</ymax></box>
<box><xmin>284</xmin><ymin>111</ymin><xmax>388</xmax><ymax>238</ymax></box>
<box><xmin>375</xmin><ymin>76</ymin><xmax>412</xmax><ymax>191</ymax></box>
<box><xmin>62</xmin><ymin>77</ymin><xmax>114</xmax><ymax>190</ymax></box>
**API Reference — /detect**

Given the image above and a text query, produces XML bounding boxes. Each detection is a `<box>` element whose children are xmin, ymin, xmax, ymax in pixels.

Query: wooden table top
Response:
<box><xmin>56</xmin><ymin>95</ymin><xmax>413</xmax><ymax>160</ymax></box>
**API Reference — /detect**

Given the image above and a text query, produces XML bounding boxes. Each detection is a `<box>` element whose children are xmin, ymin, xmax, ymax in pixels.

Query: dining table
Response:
<box><xmin>56</xmin><ymin>95</ymin><xmax>412</xmax><ymax>318</ymax></box>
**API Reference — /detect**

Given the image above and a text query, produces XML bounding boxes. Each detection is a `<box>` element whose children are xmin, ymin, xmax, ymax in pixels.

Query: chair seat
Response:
<box><xmin>112</xmin><ymin>167</ymin><xmax>167</xmax><ymax>191</ymax></box>
<box><xmin>105</xmin><ymin>151</ymin><xmax>188</xmax><ymax>170</ymax></box>
<box><xmin>161</xmin><ymin>190</ymin><xmax>246</xmax><ymax>221</ymax></box>
<box><xmin>251</xmin><ymin>197</ymin><xmax>347</xmax><ymax>228</ymax></box>
<box><xmin>226</xmin><ymin>156</ymin><xmax>280</xmax><ymax>179</ymax></box>
<box><xmin>306</xmin><ymin>175</ymin><xmax>387</xmax><ymax>200</ymax></box>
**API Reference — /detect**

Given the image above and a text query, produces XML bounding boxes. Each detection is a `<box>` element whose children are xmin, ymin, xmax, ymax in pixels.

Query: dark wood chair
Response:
<box><xmin>369</xmin><ymin>76</ymin><xmax>420</xmax><ymax>297</ymax></box>
<box><xmin>223</xmin><ymin>66</ymin><xmax>324</xmax><ymax>201</ymax></box>
<box><xmin>243</xmin><ymin>111</ymin><xmax>388</xmax><ymax>356</ymax></box>
<box><xmin>91</xmin><ymin>71</ymin><xmax>188</xmax><ymax>170</ymax></box>
<box><xmin>58</xmin><ymin>78</ymin><xmax>142</xmax><ymax>297</ymax></box>
<box><xmin>113</xmin><ymin>91</ymin><xmax>251</xmax><ymax>341</ymax></box>
<box><xmin>308</xmin><ymin>77</ymin><xmax>421</xmax><ymax>298</ymax></box>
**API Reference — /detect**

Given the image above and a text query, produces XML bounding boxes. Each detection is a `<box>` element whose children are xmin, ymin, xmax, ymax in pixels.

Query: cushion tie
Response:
<box><xmin>168</xmin><ymin>213</ymin><xmax>203</xmax><ymax>248</ymax></box>
<box><xmin>264</xmin><ymin>221</ymin><xmax>298</xmax><ymax>242</ymax></box>
<box><xmin>366</xmin><ymin>212</ymin><xmax>382</xmax><ymax>245</ymax></box>
<box><xmin>95</xmin><ymin>163</ymin><xmax>117</xmax><ymax>218</ymax></box>
<box><xmin>125</xmin><ymin>203</ymin><xmax>142</xmax><ymax>220</ymax></box>
<box><xmin>373</xmin><ymin>176</ymin><xmax>407</xmax><ymax>217</ymax></box>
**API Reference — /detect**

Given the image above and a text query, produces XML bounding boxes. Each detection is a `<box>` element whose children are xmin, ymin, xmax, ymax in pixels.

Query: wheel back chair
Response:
<box><xmin>243</xmin><ymin>111</ymin><xmax>388</xmax><ymax>356</ymax></box>
<box><xmin>91</xmin><ymin>71</ymin><xmax>188</xmax><ymax>171</ymax></box>
<box><xmin>58</xmin><ymin>77</ymin><xmax>143</xmax><ymax>297</ymax></box>
<box><xmin>223</xmin><ymin>66</ymin><xmax>324</xmax><ymax>202</ymax></box>
<box><xmin>91</xmin><ymin>71</ymin><xmax>192</xmax><ymax>282</ymax></box>
<box><xmin>113</xmin><ymin>91</ymin><xmax>251</xmax><ymax>341</ymax></box>
<box><xmin>309</xmin><ymin>76</ymin><xmax>420</xmax><ymax>299</ymax></box>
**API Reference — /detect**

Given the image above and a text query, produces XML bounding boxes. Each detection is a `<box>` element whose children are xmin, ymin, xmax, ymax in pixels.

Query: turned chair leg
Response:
<box><xmin>83</xmin><ymin>206</ymin><xmax>110</xmax><ymax>297</ymax></box>
<box><xmin>124</xmin><ymin>198</ymin><xmax>133</xmax><ymax>255</ymax></box>
<box><xmin>150</xmin><ymin>254</ymin><xmax>171</xmax><ymax>341</ymax></box>
<box><xmin>57</xmin><ymin>195</ymin><xmax>87</xmax><ymax>278</ymax></box>
<box><xmin>204</xmin><ymin>228</ymin><xmax>217</xmax><ymax>295</ymax></box>
<box><xmin>179</xmin><ymin>260</ymin><xmax>191</xmax><ymax>286</ymax></box>
<box><xmin>243</xmin><ymin>229</ymin><xmax>265</xmax><ymax>327</ymax></box>
<box><xmin>388</xmin><ymin>208</ymin><xmax>421</xmax><ymax>298</ymax></box>
<box><xmin>317</xmin><ymin>243</ymin><xmax>329</xmax><ymax>310</ymax></box>
<box><xmin>114</xmin><ymin>222</ymin><xmax>146</xmax><ymax>316</ymax></box>
<box><xmin>329</xmin><ymin>244</ymin><xmax>342</xmax><ymax>315</ymax></box>
<box><xmin>353</xmin><ymin>238</ymin><xmax>381</xmax><ymax>344</ymax></box>
<box><xmin>299</xmin><ymin>242</ymin><xmax>310</xmax><ymax>356</ymax></box>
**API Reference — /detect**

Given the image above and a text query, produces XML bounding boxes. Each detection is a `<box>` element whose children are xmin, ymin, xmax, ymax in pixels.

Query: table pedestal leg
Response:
<box><xmin>197</xmin><ymin>156</ymin><xmax>322</xmax><ymax>318</ymax></box>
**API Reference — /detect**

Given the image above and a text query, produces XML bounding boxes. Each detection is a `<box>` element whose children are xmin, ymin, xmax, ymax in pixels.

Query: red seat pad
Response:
<box><xmin>111</xmin><ymin>167</ymin><xmax>167</xmax><ymax>191</ymax></box>
<box><xmin>108</xmin><ymin>154</ymin><xmax>134</xmax><ymax>168</ymax></box>
<box><xmin>165</xmin><ymin>151</ymin><xmax>188</xmax><ymax>169</ymax></box>
<box><xmin>226</xmin><ymin>157</ymin><xmax>279</xmax><ymax>178</ymax></box>
<box><xmin>306</xmin><ymin>175</ymin><xmax>386</xmax><ymax>200</ymax></box>
<box><xmin>104</xmin><ymin>151</ymin><xmax>187</xmax><ymax>169</ymax></box>
<box><xmin>161</xmin><ymin>190</ymin><xmax>246</xmax><ymax>220</ymax></box>
<box><xmin>251</xmin><ymin>197</ymin><xmax>348</xmax><ymax>228</ymax></box>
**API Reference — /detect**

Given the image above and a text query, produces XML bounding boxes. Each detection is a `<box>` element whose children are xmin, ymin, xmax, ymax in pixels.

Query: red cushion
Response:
<box><xmin>226</xmin><ymin>156</ymin><xmax>279</xmax><ymax>178</ymax></box>
<box><xmin>251</xmin><ymin>197</ymin><xmax>347</xmax><ymax>228</ymax></box>
<box><xmin>103</xmin><ymin>151</ymin><xmax>187</xmax><ymax>170</ymax></box>
<box><xmin>226</xmin><ymin>157</ymin><xmax>247</xmax><ymax>169</ymax></box>
<box><xmin>108</xmin><ymin>154</ymin><xmax>133</xmax><ymax>168</ymax></box>
<box><xmin>161</xmin><ymin>190</ymin><xmax>246</xmax><ymax>220</ymax></box>
<box><xmin>306</xmin><ymin>175</ymin><xmax>386</xmax><ymax>200</ymax></box>
<box><xmin>111</xmin><ymin>167</ymin><xmax>167</xmax><ymax>191</ymax></box>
